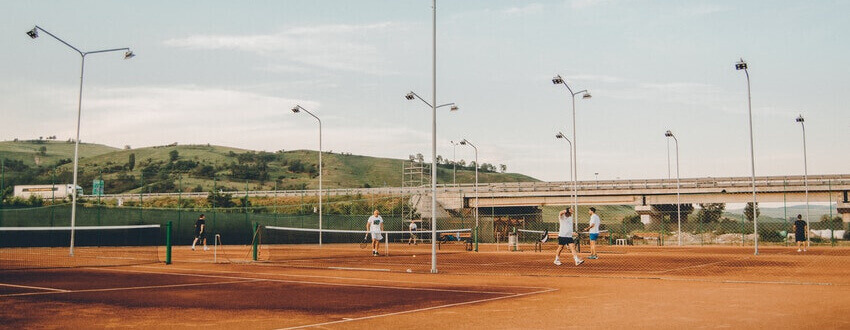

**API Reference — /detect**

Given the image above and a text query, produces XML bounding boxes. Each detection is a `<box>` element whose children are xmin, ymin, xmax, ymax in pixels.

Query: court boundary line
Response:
<box><xmin>278</xmin><ymin>287</ymin><xmax>558</xmax><ymax>330</ymax></box>
<box><xmin>0</xmin><ymin>279</ymin><xmax>262</xmax><ymax>297</ymax></box>
<box><xmin>0</xmin><ymin>282</ymin><xmax>69</xmax><ymax>293</ymax></box>
<box><xmin>93</xmin><ymin>267</ymin><xmax>526</xmax><ymax>295</ymax></box>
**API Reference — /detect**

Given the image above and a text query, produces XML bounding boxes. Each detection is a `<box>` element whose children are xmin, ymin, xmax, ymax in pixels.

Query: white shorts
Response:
<box><xmin>370</xmin><ymin>231</ymin><xmax>383</xmax><ymax>241</ymax></box>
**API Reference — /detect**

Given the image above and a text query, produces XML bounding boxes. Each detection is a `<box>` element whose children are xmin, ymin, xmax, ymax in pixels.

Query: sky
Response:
<box><xmin>2</xmin><ymin>0</ymin><xmax>848</xmax><ymax>182</ymax></box>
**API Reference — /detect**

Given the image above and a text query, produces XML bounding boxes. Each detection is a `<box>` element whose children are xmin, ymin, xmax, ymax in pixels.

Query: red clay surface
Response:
<box><xmin>1</xmin><ymin>244</ymin><xmax>848</xmax><ymax>328</ymax></box>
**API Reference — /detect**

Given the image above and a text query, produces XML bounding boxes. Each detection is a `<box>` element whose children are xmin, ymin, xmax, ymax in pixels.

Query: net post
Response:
<box><xmin>165</xmin><ymin>221</ymin><xmax>172</xmax><ymax>265</ymax></box>
<box><xmin>252</xmin><ymin>222</ymin><xmax>259</xmax><ymax>261</ymax></box>
<box><xmin>474</xmin><ymin>226</ymin><xmax>479</xmax><ymax>252</ymax></box>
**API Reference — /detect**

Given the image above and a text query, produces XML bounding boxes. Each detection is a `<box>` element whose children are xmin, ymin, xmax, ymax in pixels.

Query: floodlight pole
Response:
<box><xmin>796</xmin><ymin>115</ymin><xmax>810</xmax><ymax>247</ymax></box>
<box><xmin>27</xmin><ymin>25</ymin><xmax>133</xmax><ymax>256</ymax></box>
<box><xmin>555</xmin><ymin>131</ymin><xmax>573</xmax><ymax>203</ymax></box>
<box><xmin>292</xmin><ymin>105</ymin><xmax>323</xmax><ymax>246</ymax></box>
<box><xmin>450</xmin><ymin>141</ymin><xmax>459</xmax><ymax>185</ymax></box>
<box><xmin>553</xmin><ymin>75</ymin><xmax>590</xmax><ymax>231</ymax></box>
<box><xmin>666</xmin><ymin>130</ymin><xmax>681</xmax><ymax>246</ymax></box>
<box><xmin>736</xmin><ymin>58</ymin><xmax>758</xmax><ymax>255</ymax></box>
<box><xmin>460</xmin><ymin>139</ymin><xmax>479</xmax><ymax>252</ymax></box>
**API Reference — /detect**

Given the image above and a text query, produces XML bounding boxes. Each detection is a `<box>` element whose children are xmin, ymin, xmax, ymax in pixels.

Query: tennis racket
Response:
<box><xmin>539</xmin><ymin>229</ymin><xmax>549</xmax><ymax>243</ymax></box>
<box><xmin>360</xmin><ymin>234</ymin><xmax>369</xmax><ymax>249</ymax></box>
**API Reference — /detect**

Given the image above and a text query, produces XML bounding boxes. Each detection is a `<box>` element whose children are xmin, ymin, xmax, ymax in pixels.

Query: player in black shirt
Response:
<box><xmin>792</xmin><ymin>214</ymin><xmax>807</xmax><ymax>252</ymax></box>
<box><xmin>192</xmin><ymin>214</ymin><xmax>208</xmax><ymax>251</ymax></box>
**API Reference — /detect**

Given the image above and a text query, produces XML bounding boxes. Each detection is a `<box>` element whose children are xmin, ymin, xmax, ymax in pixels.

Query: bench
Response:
<box><xmin>439</xmin><ymin>232</ymin><xmax>473</xmax><ymax>251</ymax></box>
<box><xmin>631</xmin><ymin>232</ymin><xmax>662</xmax><ymax>246</ymax></box>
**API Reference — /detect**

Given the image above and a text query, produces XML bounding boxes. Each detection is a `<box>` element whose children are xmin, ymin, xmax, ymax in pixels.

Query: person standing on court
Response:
<box><xmin>192</xmin><ymin>214</ymin><xmax>208</xmax><ymax>251</ymax></box>
<box><xmin>555</xmin><ymin>207</ymin><xmax>584</xmax><ymax>266</ymax></box>
<box><xmin>408</xmin><ymin>220</ymin><xmax>418</xmax><ymax>245</ymax></box>
<box><xmin>793</xmin><ymin>214</ymin><xmax>807</xmax><ymax>252</ymax></box>
<box><xmin>367</xmin><ymin>210</ymin><xmax>384</xmax><ymax>256</ymax></box>
<box><xmin>585</xmin><ymin>207</ymin><xmax>601</xmax><ymax>259</ymax></box>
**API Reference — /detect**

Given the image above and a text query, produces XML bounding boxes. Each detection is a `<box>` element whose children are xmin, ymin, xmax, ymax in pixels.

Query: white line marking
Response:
<box><xmin>0</xmin><ymin>282</ymin><xmax>69</xmax><ymax>292</ymax></box>
<box><xmin>278</xmin><ymin>287</ymin><xmax>558</xmax><ymax>329</ymax></box>
<box><xmin>327</xmin><ymin>267</ymin><xmax>390</xmax><ymax>272</ymax></box>
<box><xmin>0</xmin><ymin>279</ymin><xmax>261</xmax><ymax>297</ymax></box>
<box><xmin>93</xmin><ymin>267</ymin><xmax>519</xmax><ymax>295</ymax></box>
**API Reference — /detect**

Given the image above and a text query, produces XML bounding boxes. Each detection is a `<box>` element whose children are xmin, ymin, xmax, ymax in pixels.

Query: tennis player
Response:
<box><xmin>408</xmin><ymin>220</ymin><xmax>418</xmax><ymax>245</ymax></box>
<box><xmin>585</xmin><ymin>207</ymin><xmax>601</xmax><ymax>259</ymax></box>
<box><xmin>555</xmin><ymin>208</ymin><xmax>584</xmax><ymax>266</ymax></box>
<box><xmin>367</xmin><ymin>210</ymin><xmax>384</xmax><ymax>256</ymax></box>
<box><xmin>192</xmin><ymin>214</ymin><xmax>208</xmax><ymax>251</ymax></box>
<box><xmin>793</xmin><ymin>214</ymin><xmax>807</xmax><ymax>252</ymax></box>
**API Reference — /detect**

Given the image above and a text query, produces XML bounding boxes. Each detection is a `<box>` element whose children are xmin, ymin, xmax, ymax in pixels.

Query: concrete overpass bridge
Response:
<box><xmin>91</xmin><ymin>174</ymin><xmax>850</xmax><ymax>223</ymax></box>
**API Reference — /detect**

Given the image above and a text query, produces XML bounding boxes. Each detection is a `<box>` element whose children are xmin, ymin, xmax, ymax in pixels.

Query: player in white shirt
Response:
<box><xmin>555</xmin><ymin>207</ymin><xmax>584</xmax><ymax>266</ymax></box>
<box><xmin>408</xmin><ymin>221</ymin><xmax>418</xmax><ymax>245</ymax></box>
<box><xmin>366</xmin><ymin>210</ymin><xmax>385</xmax><ymax>256</ymax></box>
<box><xmin>585</xmin><ymin>207</ymin><xmax>601</xmax><ymax>259</ymax></box>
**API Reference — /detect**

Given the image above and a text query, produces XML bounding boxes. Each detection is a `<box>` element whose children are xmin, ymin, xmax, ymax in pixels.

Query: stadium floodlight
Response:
<box><xmin>404</xmin><ymin>86</ymin><xmax>459</xmax><ymax>272</ymax></box>
<box><xmin>796</xmin><ymin>114</ymin><xmax>810</xmax><ymax>247</ymax></box>
<box><xmin>26</xmin><ymin>24</ymin><xmax>134</xmax><ymax>257</ymax></box>
<box><xmin>552</xmin><ymin>74</ymin><xmax>590</xmax><ymax>229</ymax></box>
<box><xmin>291</xmin><ymin>105</ymin><xmax>323</xmax><ymax>246</ymax></box>
<box><xmin>665</xmin><ymin>130</ymin><xmax>682</xmax><ymax>246</ymax></box>
<box><xmin>735</xmin><ymin>57</ymin><xmax>759</xmax><ymax>255</ymax></box>
<box><xmin>124</xmin><ymin>51</ymin><xmax>135</xmax><ymax>59</ymax></box>
<box><xmin>459</xmin><ymin>139</ymin><xmax>479</xmax><ymax>252</ymax></box>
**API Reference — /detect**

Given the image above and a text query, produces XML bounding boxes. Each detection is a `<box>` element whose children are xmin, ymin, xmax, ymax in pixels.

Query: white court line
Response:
<box><xmin>0</xmin><ymin>282</ymin><xmax>69</xmax><ymax>293</ymax></box>
<box><xmin>278</xmin><ymin>287</ymin><xmax>558</xmax><ymax>330</ymax></box>
<box><xmin>132</xmin><ymin>265</ymin><xmax>556</xmax><ymax>291</ymax></box>
<box><xmin>327</xmin><ymin>267</ymin><xmax>390</xmax><ymax>272</ymax></box>
<box><xmin>95</xmin><ymin>267</ymin><xmax>519</xmax><ymax>295</ymax></box>
<box><xmin>0</xmin><ymin>279</ymin><xmax>261</xmax><ymax>297</ymax></box>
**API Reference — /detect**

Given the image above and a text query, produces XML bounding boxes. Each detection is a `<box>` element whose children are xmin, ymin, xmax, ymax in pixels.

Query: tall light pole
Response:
<box><xmin>555</xmin><ymin>131</ymin><xmax>575</xmax><ymax>231</ymax></box>
<box><xmin>292</xmin><ymin>105</ymin><xmax>323</xmax><ymax>246</ymax></box>
<box><xmin>665</xmin><ymin>130</ymin><xmax>682</xmax><ymax>246</ymax></box>
<box><xmin>735</xmin><ymin>58</ymin><xmax>759</xmax><ymax>255</ymax></box>
<box><xmin>552</xmin><ymin>75</ymin><xmax>590</xmax><ymax>224</ymax></box>
<box><xmin>459</xmin><ymin>139</ymin><xmax>478</xmax><ymax>252</ymax></box>
<box><xmin>27</xmin><ymin>25</ymin><xmax>134</xmax><ymax>256</ymax></box>
<box><xmin>404</xmin><ymin>90</ymin><xmax>458</xmax><ymax>273</ymax></box>
<box><xmin>450</xmin><ymin>140</ymin><xmax>459</xmax><ymax>185</ymax></box>
<box><xmin>796</xmin><ymin>114</ymin><xmax>810</xmax><ymax>247</ymax></box>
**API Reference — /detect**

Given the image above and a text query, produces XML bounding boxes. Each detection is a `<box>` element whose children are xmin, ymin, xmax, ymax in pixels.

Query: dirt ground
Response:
<box><xmin>1</xmin><ymin>245</ymin><xmax>848</xmax><ymax>329</ymax></box>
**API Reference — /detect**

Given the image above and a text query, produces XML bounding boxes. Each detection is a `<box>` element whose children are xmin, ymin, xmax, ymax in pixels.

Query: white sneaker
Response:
<box><xmin>191</xmin><ymin>246</ymin><xmax>195</xmax><ymax>251</ymax></box>
<box><xmin>203</xmin><ymin>246</ymin><xmax>209</xmax><ymax>251</ymax></box>
<box><xmin>554</xmin><ymin>259</ymin><xmax>562</xmax><ymax>266</ymax></box>
<box><xmin>797</xmin><ymin>249</ymin><xmax>802</xmax><ymax>252</ymax></box>
<box><xmin>575</xmin><ymin>259</ymin><xmax>584</xmax><ymax>266</ymax></box>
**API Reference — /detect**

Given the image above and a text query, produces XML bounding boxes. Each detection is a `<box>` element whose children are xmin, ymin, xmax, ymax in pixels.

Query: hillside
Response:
<box><xmin>1</xmin><ymin>141</ymin><xmax>538</xmax><ymax>196</ymax></box>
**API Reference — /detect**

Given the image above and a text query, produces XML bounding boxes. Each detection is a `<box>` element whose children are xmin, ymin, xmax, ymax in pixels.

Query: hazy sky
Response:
<box><xmin>2</xmin><ymin>0</ymin><xmax>848</xmax><ymax>182</ymax></box>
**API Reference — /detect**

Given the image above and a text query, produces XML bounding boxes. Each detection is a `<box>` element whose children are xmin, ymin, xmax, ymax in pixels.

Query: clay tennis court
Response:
<box><xmin>1</xmin><ymin>245</ymin><xmax>848</xmax><ymax>328</ymax></box>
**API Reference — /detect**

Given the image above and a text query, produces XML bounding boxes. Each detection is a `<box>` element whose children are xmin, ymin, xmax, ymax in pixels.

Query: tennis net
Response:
<box><xmin>0</xmin><ymin>224</ymin><xmax>162</xmax><ymax>270</ymax></box>
<box><xmin>257</xmin><ymin>226</ymin><xmax>473</xmax><ymax>269</ymax></box>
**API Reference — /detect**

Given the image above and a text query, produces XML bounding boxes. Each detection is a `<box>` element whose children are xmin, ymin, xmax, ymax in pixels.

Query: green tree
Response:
<box><xmin>127</xmin><ymin>153</ymin><xmax>136</xmax><ymax>171</ymax></box>
<box><xmin>744</xmin><ymin>202</ymin><xmax>760</xmax><ymax>222</ymax></box>
<box><xmin>696</xmin><ymin>203</ymin><xmax>725</xmax><ymax>223</ymax></box>
<box><xmin>169</xmin><ymin>150</ymin><xmax>179</xmax><ymax>162</ymax></box>
<box><xmin>37</xmin><ymin>146</ymin><xmax>47</xmax><ymax>156</ymax></box>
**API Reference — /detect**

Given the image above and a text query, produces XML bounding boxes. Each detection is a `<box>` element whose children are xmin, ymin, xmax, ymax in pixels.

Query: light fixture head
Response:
<box><xmin>582</xmin><ymin>92</ymin><xmax>592</xmax><ymax>99</ymax></box>
<box><xmin>795</xmin><ymin>115</ymin><xmax>804</xmax><ymax>123</ymax></box>
<box><xmin>665</xmin><ymin>130</ymin><xmax>674</xmax><ymax>137</ymax></box>
<box><xmin>124</xmin><ymin>50</ymin><xmax>135</xmax><ymax>59</ymax></box>
<box><xmin>555</xmin><ymin>132</ymin><xmax>565</xmax><ymax>139</ymax></box>
<box><xmin>404</xmin><ymin>92</ymin><xmax>415</xmax><ymax>100</ymax></box>
<box><xmin>26</xmin><ymin>27</ymin><xmax>38</xmax><ymax>39</ymax></box>
<box><xmin>291</xmin><ymin>106</ymin><xmax>300</xmax><ymax>113</ymax></box>
<box><xmin>460</xmin><ymin>139</ymin><xmax>468</xmax><ymax>145</ymax></box>
<box><xmin>552</xmin><ymin>75</ymin><xmax>564</xmax><ymax>85</ymax></box>
<box><xmin>450</xmin><ymin>105</ymin><xmax>459</xmax><ymax>111</ymax></box>
<box><xmin>735</xmin><ymin>58</ymin><xmax>748</xmax><ymax>70</ymax></box>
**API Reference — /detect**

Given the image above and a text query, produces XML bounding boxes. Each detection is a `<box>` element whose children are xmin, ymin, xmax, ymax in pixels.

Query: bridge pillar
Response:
<box><xmin>837</xmin><ymin>202</ymin><xmax>850</xmax><ymax>224</ymax></box>
<box><xmin>635</xmin><ymin>205</ymin><xmax>662</xmax><ymax>225</ymax></box>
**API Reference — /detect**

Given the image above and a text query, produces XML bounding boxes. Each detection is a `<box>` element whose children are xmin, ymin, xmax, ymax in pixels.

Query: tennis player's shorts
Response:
<box><xmin>589</xmin><ymin>233</ymin><xmax>599</xmax><ymax>241</ymax></box>
<box><xmin>795</xmin><ymin>233</ymin><xmax>805</xmax><ymax>242</ymax></box>
<box><xmin>194</xmin><ymin>231</ymin><xmax>205</xmax><ymax>239</ymax></box>
<box><xmin>371</xmin><ymin>231</ymin><xmax>383</xmax><ymax>241</ymax></box>
<box><xmin>558</xmin><ymin>237</ymin><xmax>575</xmax><ymax>245</ymax></box>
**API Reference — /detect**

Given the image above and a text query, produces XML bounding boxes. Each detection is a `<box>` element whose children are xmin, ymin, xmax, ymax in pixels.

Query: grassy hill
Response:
<box><xmin>1</xmin><ymin>141</ymin><xmax>538</xmax><ymax>196</ymax></box>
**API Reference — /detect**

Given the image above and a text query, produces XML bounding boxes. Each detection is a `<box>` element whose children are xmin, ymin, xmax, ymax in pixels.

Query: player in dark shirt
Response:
<box><xmin>792</xmin><ymin>214</ymin><xmax>807</xmax><ymax>252</ymax></box>
<box><xmin>192</xmin><ymin>214</ymin><xmax>208</xmax><ymax>251</ymax></box>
